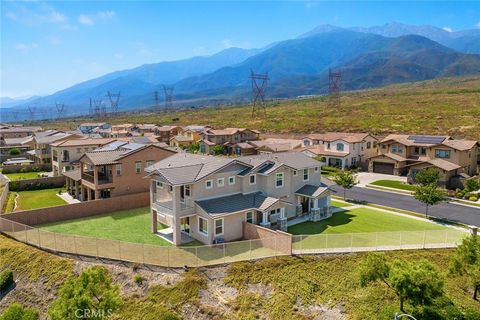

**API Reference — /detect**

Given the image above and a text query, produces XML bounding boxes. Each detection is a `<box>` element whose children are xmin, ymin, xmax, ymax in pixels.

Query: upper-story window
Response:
<box><xmin>205</xmin><ymin>180</ymin><xmax>213</xmax><ymax>189</ymax></box>
<box><xmin>249</xmin><ymin>174</ymin><xmax>256</xmax><ymax>185</ymax></box>
<box><xmin>228</xmin><ymin>176</ymin><xmax>235</xmax><ymax>185</ymax></box>
<box><xmin>303</xmin><ymin>168</ymin><xmax>309</xmax><ymax>181</ymax></box>
<box><xmin>327</xmin><ymin>143</ymin><xmax>331</xmax><ymax>149</ymax></box>
<box><xmin>303</xmin><ymin>140</ymin><xmax>311</xmax><ymax>146</ymax></box>
<box><xmin>391</xmin><ymin>145</ymin><xmax>403</xmax><ymax>154</ymax></box>
<box><xmin>276</xmin><ymin>172</ymin><xmax>284</xmax><ymax>188</ymax></box>
<box><xmin>135</xmin><ymin>161</ymin><xmax>142</xmax><ymax>174</ymax></box>
<box><xmin>116</xmin><ymin>164</ymin><xmax>122</xmax><ymax>176</ymax></box>
<box><xmin>373</xmin><ymin>141</ymin><xmax>378</xmax><ymax>147</ymax></box>
<box><xmin>217</xmin><ymin>178</ymin><xmax>225</xmax><ymax>187</ymax></box>
<box><xmin>336</xmin><ymin>143</ymin><xmax>344</xmax><ymax>151</ymax></box>
<box><xmin>185</xmin><ymin>185</ymin><xmax>191</xmax><ymax>197</ymax></box>
<box><xmin>367</xmin><ymin>142</ymin><xmax>371</xmax><ymax>149</ymax></box>
<box><xmin>156</xmin><ymin>181</ymin><xmax>164</xmax><ymax>189</ymax></box>
<box><xmin>146</xmin><ymin>160</ymin><xmax>154</xmax><ymax>168</ymax></box>
<box><xmin>413</xmin><ymin>147</ymin><xmax>427</xmax><ymax>155</ymax></box>
<box><xmin>435</xmin><ymin>149</ymin><xmax>450</xmax><ymax>159</ymax></box>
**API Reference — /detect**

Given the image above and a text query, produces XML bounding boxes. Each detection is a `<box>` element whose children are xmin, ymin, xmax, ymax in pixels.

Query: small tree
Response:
<box><xmin>48</xmin><ymin>266</ymin><xmax>121</xmax><ymax>320</ymax></box>
<box><xmin>358</xmin><ymin>253</ymin><xmax>444</xmax><ymax>312</ymax></box>
<box><xmin>332</xmin><ymin>170</ymin><xmax>358</xmax><ymax>200</ymax></box>
<box><xmin>0</xmin><ymin>303</ymin><xmax>39</xmax><ymax>320</ymax></box>
<box><xmin>212</xmin><ymin>145</ymin><xmax>225</xmax><ymax>155</ymax></box>
<box><xmin>415</xmin><ymin>168</ymin><xmax>440</xmax><ymax>186</ymax></box>
<box><xmin>450</xmin><ymin>234</ymin><xmax>480</xmax><ymax>300</ymax></box>
<box><xmin>8</xmin><ymin>148</ymin><xmax>21</xmax><ymax>156</ymax></box>
<box><xmin>465</xmin><ymin>179</ymin><xmax>480</xmax><ymax>192</ymax></box>
<box><xmin>189</xmin><ymin>141</ymin><xmax>200</xmax><ymax>153</ymax></box>
<box><xmin>413</xmin><ymin>184</ymin><xmax>446</xmax><ymax>218</ymax></box>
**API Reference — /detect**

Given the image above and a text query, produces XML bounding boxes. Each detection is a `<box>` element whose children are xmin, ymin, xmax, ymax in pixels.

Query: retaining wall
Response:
<box><xmin>243</xmin><ymin>222</ymin><xmax>292</xmax><ymax>255</ymax></box>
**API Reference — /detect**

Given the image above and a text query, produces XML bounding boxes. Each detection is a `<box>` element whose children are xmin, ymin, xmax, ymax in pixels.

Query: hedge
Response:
<box><xmin>0</xmin><ymin>268</ymin><xmax>14</xmax><ymax>291</ymax></box>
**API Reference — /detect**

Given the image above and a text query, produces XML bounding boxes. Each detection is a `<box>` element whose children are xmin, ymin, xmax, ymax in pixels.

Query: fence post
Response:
<box><xmin>422</xmin><ymin>230</ymin><xmax>426</xmax><ymax>249</ymax></box>
<box><xmin>96</xmin><ymin>238</ymin><xmax>99</xmax><ymax>258</ymax></box>
<box><xmin>54</xmin><ymin>232</ymin><xmax>57</xmax><ymax>252</ymax></box>
<box><xmin>73</xmin><ymin>235</ymin><xmax>77</xmax><ymax>254</ymax></box>
<box><xmin>399</xmin><ymin>231</ymin><xmax>402</xmax><ymax>249</ymax></box>
<box><xmin>375</xmin><ymin>232</ymin><xmax>378</xmax><ymax>251</ymax></box>
<box><xmin>196</xmin><ymin>247</ymin><xmax>199</xmax><ymax>267</ymax></box>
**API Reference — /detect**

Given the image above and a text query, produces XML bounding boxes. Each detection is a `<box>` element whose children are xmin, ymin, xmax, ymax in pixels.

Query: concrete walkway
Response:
<box><xmin>355</xmin><ymin>172</ymin><xmax>407</xmax><ymax>187</ymax></box>
<box><xmin>57</xmin><ymin>192</ymin><xmax>80</xmax><ymax>204</ymax></box>
<box><xmin>156</xmin><ymin>227</ymin><xmax>195</xmax><ymax>244</ymax></box>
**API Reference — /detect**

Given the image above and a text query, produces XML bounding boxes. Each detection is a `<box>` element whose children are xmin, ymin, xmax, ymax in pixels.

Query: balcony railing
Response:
<box><xmin>81</xmin><ymin>171</ymin><xmax>113</xmax><ymax>185</ymax></box>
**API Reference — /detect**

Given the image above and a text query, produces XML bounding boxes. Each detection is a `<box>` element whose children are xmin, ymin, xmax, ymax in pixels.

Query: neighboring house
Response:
<box><xmin>300</xmin><ymin>132</ymin><xmax>379</xmax><ymax>169</ymax></box>
<box><xmin>368</xmin><ymin>134</ymin><xmax>479</xmax><ymax>188</ymax></box>
<box><xmin>248</xmin><ymin>138</ymin><xmax>303</xmax><ymax>154</ymax></box>
<box><xmin>146</xmin><ymin>152</ymin><xmax>331</xmax><ymax>245</ymax></box>
<box><xmin>78</xmin><ymin>123</ymin><xmax>110</xmax><ymax>134</ymax></box>
<box><xmin>30</xmin><ymin>131</ymin><xmax>81</xmax><ymax>165</ymax></box>
<box><xmin>134</xmin><ymin>124</ymin><xmax>159</xmax><ymax>134</ymax></box>
<box><xmin>64</xmin><ymin>143</ymin><xmax>176</xmax><ymax>201</ymax></box>
<box><xmin>109</xmin><ymin>124</ymin><xmax>136</xmax><ymax>138</ymax></box>
<box><xmin>50</xmin><ymin>138</ymin><xmax>115</xmax><ymax>176</ymax></box>
<box><xmin>154</xmin><ymin>126</ymin><xmax>181</xmax><ymax>143</ymax></box>
<box><xmin>0</xmin><ymin>136</ymin><xmax>32</xmax><ymax>162</ymax></box>
<box><xmin>169</xmin><ymin>125</ymin><xmax>209</xmax><ymax>148</ymax></box>
<box><xmin>0</xmin><ymin>125</ymin><xmax>42</xmax><ymax>139</ymax></box>
<box><xmin>229</xmin><ymin>142</ymin><xmax>257</xmax><ymax>156</ymax></box>
<box><xmin>199</xmin><ymin>128</ymin><xmax>260</xmax><ymax>154</ymax></box>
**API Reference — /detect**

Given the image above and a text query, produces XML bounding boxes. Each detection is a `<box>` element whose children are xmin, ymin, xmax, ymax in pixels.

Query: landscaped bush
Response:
<box><xmin>468</xmin><ymin>196</ymin><xmax>478</xmax><ymax>202</ymax></box>
<box><xmin>465</xmin><ymin>179</ymin><xmax>480</xmax><ymax>192</ymax></box>
<box><xmin>133</xmin><ymin>274</ymin><xmax>143</xmax><ymax>285</ymax></box>
<box><xmin>0</xmin><ymin>268</ymin><xmax>14</xmax><ymax>291</ymax></box>
<box><xmin>0</xmin><ymin>303</ymin><xmax>39</xmax><ymax>320</ymax></box>
<box><xmin>8</xmin><ymin>148</ymin><xmax>21</xmax><ymax>156</ymax></box>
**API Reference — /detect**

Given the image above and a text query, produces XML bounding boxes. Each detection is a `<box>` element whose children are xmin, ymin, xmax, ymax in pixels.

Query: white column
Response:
<box><xmin>280</xmin><ymin>207</ymin><xmax>286</xmax><ymax>219</ymax></box>
<box><xmin>260</xmin><ymin>211</ymin><xmax>270</xmax><ymax>227</ymax></box>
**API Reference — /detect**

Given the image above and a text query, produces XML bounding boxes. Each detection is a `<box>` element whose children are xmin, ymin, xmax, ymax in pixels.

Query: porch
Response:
<box><xmin>295</xmin><ymin>184</ymin><xmax>332</xmax><ymax>222</ymax></box>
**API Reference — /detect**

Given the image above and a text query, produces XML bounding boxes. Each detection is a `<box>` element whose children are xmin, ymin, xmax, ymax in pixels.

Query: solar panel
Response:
<box><xmin>407</xmin><ymin>135</ymin><xmax>445</xmax><ymax>144</ymax></box>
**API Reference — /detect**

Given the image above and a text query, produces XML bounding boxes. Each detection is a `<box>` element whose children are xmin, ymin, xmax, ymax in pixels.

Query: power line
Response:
<box><xmin>249</xmin><ymin>69</ymin><xmax>269</xmax><ymax>117</ymax></box>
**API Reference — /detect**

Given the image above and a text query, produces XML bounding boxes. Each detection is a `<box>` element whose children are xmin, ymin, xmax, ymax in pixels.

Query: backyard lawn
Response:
<box><xmin>370</xmin><ymin>180</ymin><xmax>416</xmax><ymax>191</ymax></box>
<box><xmin>5</xmin><ymin>171</ymin><xmax>47</xmax><ymax>181</ymax></box>
<box><xmin>15</xmin><ymin>188</ymin><xmax>67</xmax><ymax>211</ymax></box>
<box><xmin>40</xmin><ymin>207</ymin><xmax>194</xmax><ymax>246</ymax></box>
<box><xmin>288</xmin><ymin>207</ymin><xmax>447</xmax><ymax>235</ymax></box>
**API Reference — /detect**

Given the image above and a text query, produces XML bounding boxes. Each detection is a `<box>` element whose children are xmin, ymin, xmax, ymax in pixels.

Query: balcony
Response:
<box><xmin>81</xmin><ymin>171</ymin><xmax>113</xmax><ymax>185</ymax></box>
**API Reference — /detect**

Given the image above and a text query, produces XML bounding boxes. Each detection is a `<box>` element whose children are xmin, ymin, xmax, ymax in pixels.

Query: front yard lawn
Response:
<box><xmin>370</xmin><ymin>180</ymin><xmax>416</xmax><ymax>191</ymax></box>
<box><xmin>288</xmin><ymin>207</ymin><xmax>447</xmax><ymax>235</ymax></box>
<box><xmin>331</xmin><ymin>200</ymin><xmax>353</xmax><ymax>208</ymax></box>
<box><xmin>15</xmin><ymin>188</ymin><xmax>67</xmax><ymax>211</ymax></box>
<box><xmin>5</xmin><ymin>171</ymin><xmax>47</xmax><ymax>181</ymax></box>
<box><xmin>40</xmin><ymin>207</ymin><xmax>177</xmax><ymax>246</ymax></box>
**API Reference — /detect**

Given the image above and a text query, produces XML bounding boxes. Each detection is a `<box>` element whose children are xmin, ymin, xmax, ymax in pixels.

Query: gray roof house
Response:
<box><xmin>145</xmin><ymin>152</ymin><xmax>332</xmax><ymax>245</ymax></box>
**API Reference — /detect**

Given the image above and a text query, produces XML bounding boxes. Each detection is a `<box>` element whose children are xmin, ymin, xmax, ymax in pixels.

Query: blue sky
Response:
<box><xmin>1</xmin><ymin>1</ymin><xmax>479</xmax><ymax>98</ymax></box>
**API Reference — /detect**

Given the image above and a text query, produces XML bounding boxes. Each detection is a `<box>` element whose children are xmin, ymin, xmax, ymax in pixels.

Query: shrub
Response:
<box><xmin>465</xmin><ymin>179</ymin><xmax>480</xmax><ymax>192</ymax></box>
<box><xmin>0</xmin><ymin>269</ymin><xmax>14</xmax><ymax>291</ymax></box>
<box><xmin>0</xmin><ymin>303</ymin><xmax>39</xmax><ymax>320</ymax></box>
<box><xmin>133</xmin><ymin>274</ymin><xmax>143</xmax><ymax>285</ymax></box>
<box><xmin>469</xmin><ymin>196</ymin><xmax>478</xmax><ymax>202</ymax></box>
<box><xmin>8</xmin><ymin>148</ymin><xmax>21</xmax><ymax>156</ymax></box>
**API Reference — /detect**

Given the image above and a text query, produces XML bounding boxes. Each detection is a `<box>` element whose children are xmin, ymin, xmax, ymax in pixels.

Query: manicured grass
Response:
<box><xmin>370</xmin><ymin>180</ymin><xmax>416</xmax><ymax>191</ymax></box>
<box><xmin>331</xmin><ymin>200</ymin><xmax>353</xmax><ymax>208</ymax></box>
<box><xmin>40</xmin><ymin>207</ymin><xmax>179</xmax><ymax>246</ymax></box>
<box><xmin>15</xmin><ymin>188</ymin><xmax>67</xmax><ymax>211</ymax></box>
<box><xmin>5</xmin><ymin>171</ymin><xmax>47</xmax><ymax>181</ymax></box>
<box><xmin>288</xmin><ymin>207</ymin><xmax>447</xmax><ymax>235</ymax></box>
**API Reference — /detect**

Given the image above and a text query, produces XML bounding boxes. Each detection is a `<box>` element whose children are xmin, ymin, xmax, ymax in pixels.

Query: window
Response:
<box><xmin>373</xmin><ymin>141</ymin><xmax>378</xmax><ymax>147</ymax></box>
<box><xmin>156</xmin><ymin>181</ymin><xmax>164</xmax><ymax>189</ymax></box>
<box><xmin>435</xmin><ymin>149</ymin><xmax>451</xmax><ymax>159</ymax></box>
<box><xmin>303</xmin><ymin>168</ymin><xmax>309</xmax><ymax>181</ymax></box>
<box><xmin>391</xmin><ymin>145</ymin><xmax>403</xmax><ymax>154</ymax></box>
<box><xmin>276</xmin><ymin>172</ymin><xmax>284</xmax><ymax>188</ymax></box>
<box><xmin>205</xmin><ymin>180</ymin><xmax>213</xmax><ymax>189</ymax></box>
<box><xmin>293</xmin><ymin>170</ymin><xmax>297</xmax><ymax>176</ymax></box>
<box><xmin>115</xmin><ymin>164</ymin><xmax>122</xmax><ymax>176</ymax></box>
<box><xmin>228</xmin><ymin>176</ymin><xmax>235</xmax><ymax>185</ymax></box>
<box><xmin>303</xmin><ymin>140</ymin><xmax>311</xmax><ymax>146</ymax></box>
<box><xmin>327</xmin><ymin>143</ymin><xmax>331</xmax><ymax>149</ymax></box>
<box><xmin>185</xmin><ymin>185</ymin><xmax>191</xmax><ymax>197</ymax></box>
<box><xmin>146</xmin><ymin>160</ymin><xmax>154</xmax><ymax>168</ymax></box>
<box><xmin>214</xmin><ymin>219</ymin><xmax>223</xmax><ymax>236</ymax></box>
<box><xmin>198</xmin><ymin>217</ymin><xmax>208</xmax><ymax>235</ymax></box>
<box><xmin>336</xmin><ymin>143</ymin><xmax>344</xmax><ymax>151</ymax></box>
<box><xmin>246</xmin><ymin>211</ymin><xmax>254</xmax><ymax>224</ymax></box>
<box><xmin>367</xmin><ymin>142</ymin><xmax>371</xmax><ymax>149</ymax></box>
<box><xmin>135</xmin><ymin>161</ymin><xmax>142</xmax><ymax>174</ymax></box>
<box><xmin>217</xmin><ymin>178</ymin><xmax>225</xmax><ymax>187</ymax></box>
<box><xmin>249</xmin><ymin>174</ymin><xmax>256</xmax><ymax>185</ymax></box>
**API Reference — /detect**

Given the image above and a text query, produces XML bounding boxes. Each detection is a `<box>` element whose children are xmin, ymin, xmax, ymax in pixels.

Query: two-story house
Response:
<box><xmin>154</xmin><ymin>125</ymin><xmax>181</xmax><ymax>143</ymax></box>
<box><xmin>30</xmin><ymin>131</ymin><xmax>81</xmax><ymax>165</ymax></box>
<box><xmin>64</xmin><ymin>143</ymin><xmax>176</xmax><ymax>201</ymax></box>
<box><xmin>169</xmin><ymin>125</ymin><xmax>210</xmax><ymax>148</ymax></box>
<box><xmin>301</xmin><ymin>132</ymin><xmax>378</xmax><ymax>169</ymax></box>
<box><xmin>146</xmin><ymin>152</ymin><xmax>331</xmax><ymax>245</ymax></box>
<box><xmin>0</xmin><ymin>125</ymin><xmax>42</xmax><ymax>139</ymax></box>
<box><xmin>50</xmin><ymin>138</ymin><xmax>115</xmax><ymax>176</ymax></box>
<box><xmin>367</xmin><ymin>134</ymin><xmax>478</xmax><ymax>188</ymax></box>
<box><xmin>198</xmin><ymin>128</ymin><xmax>260</xmax><ymax>154</ymax></box>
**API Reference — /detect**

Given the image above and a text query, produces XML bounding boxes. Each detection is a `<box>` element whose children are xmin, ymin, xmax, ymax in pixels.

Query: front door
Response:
<box><xmin>301</xmin><ymin>196</ymin><xmax>309</xmax><ymax>213</ymax></box>
<box><xmin>180</xmin><ymin>217</ymin><xmax>190</xmax><ymax>234</ymax></box>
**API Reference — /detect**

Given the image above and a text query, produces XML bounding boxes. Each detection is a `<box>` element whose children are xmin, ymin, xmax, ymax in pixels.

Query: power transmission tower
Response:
<box><xmin>27</xmin><ymin>106</ymin><xmax>37</xmax><ymax>120</ymax></box>
<box><xmin>162</xmin><ymin>85</ymin><xmax>174</xmax><ymax>111</ymax></box>
<box><xmin>328</xmin><ymin>68</ymin><xmax>342</xmax><ymax>108</ymax></box>
<box><xmin>91</xmin><ymin>99</ymin><xmax>105</xmax><ymax>120</ymax></box>
<box><xmin>55</xmin><ymin>102</ymin><xmax>66</xmax><ymax>119</ymax></box>
<box><xmin>153</xmin><ymin>90</ymin><xmax>160</xmax><ymax>111</ymax></box>
<box><xmin>249</xmin><ymin>69</ymin><xmax>269</xmax><ymax>117</ymax></box>
<box><xmin>106</xmin><ymin>91</ymin><xmax>121</xmax><ymax>114</ymax></box>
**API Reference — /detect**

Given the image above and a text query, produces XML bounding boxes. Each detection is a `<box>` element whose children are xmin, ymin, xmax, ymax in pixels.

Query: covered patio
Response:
<box><xmin>295</xmin><ymin>184</ymin><xmax>332</xmax><ymax>222</ymax></box>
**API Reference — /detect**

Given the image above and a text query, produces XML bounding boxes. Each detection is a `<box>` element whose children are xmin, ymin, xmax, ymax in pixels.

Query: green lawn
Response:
<box><xmin>370</xmin><ymin>180</ymin><xmax>416</xmax><ymax>191</ymax></box>
<box><xmin>15</xmin><ymin>188</ymin><xmax>67</xmax><ymax>211</ymax></box>
<box><xmin>288</xmin><ymin>207</ymin><xmax>447</xmax><ymax>235</ymax></box>
<box><xmin>5</xmin><ymin>171</ymin><xmax>47</xmax><ymax>181</ymax></box>
<box><xmin>40</xmin><ymin>207</ymin><xmax>181</xmax><ymax>246</ymax></box>
<box><xmin>331</xmin><ymin>200</ymin><xmax>353</xmax><ymax>208</ymax></box>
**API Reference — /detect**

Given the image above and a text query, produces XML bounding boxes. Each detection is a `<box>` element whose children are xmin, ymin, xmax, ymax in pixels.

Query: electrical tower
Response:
<box><xmin>249</xmin><ymin>69</ymin><xmax>269</xmax><ymax>117</ymax></box>
<box><xmin>153</xmin><ymin>90</ymin><xmax>160</xmax><ymax>111</ymax></box>
<box><xmin>162</xmin><ymin>85</ymin><xmax>174</xmax><ymax>111</ymax></box>
<box><xmin>27</xmin><ymin>106</ymin><xmax>37</xmax><ymax>120</ymax></box>
<box><xmin>328</xmin><ymin>68</ymin><xmax>342</xmax><ymax>108</ymax></box>
<box><xmin>106</xmin><ymin>91</ymin><xmax>121</xmax><ymax>114</ymax></box>
<box><xmin>55</xmin><ymin>102</ymin><xmax>66</xmax><ymax>119</ymax></box>
<box><xmin>90</xmin><ymin>98</ymin><xmax>106</xmax><ymax>119</ymax></box>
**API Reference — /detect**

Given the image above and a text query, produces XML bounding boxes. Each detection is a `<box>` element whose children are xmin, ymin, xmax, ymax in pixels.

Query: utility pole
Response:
<box><xmin>162</xmin><ymin>85</ymin><xmax>174</xmax><ymax>111</ymax></box>
<box><xmin>249</xmin><ymin>69</ymin><xmax>269</xmax><ymax>117</ymax></box>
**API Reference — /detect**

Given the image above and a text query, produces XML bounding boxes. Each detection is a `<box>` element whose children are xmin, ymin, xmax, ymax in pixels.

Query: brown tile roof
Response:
<box><xmin>380</xmin><ymin>134</ymin><xmax>449</xmax><ymax>146</ymax></box>
<box><xmin>62</xmin><ymin>169</ymin><xmax>81</xmax><ymax>181</ymax></box>
<box><xmin>50</xmin><ymin>138</ymin><xmax>115</xmax><ymax>147</ymax></box>
<box><xmin>442</xmin><ymin>139</ymin><xmax>478</xmax><ymax>151</ymax></box>
<box><xmin>369</xmin><ymin>152</ymin><xmax>407</xmax><ymax>162</ymax></box>
<box><xmin>300</xmin><ymin>145</ymin><xmax>350</xmax><ymax>157</ymax></box>
<box><xmin>305</xmin><ymin>132</ymin><xmax>371</xmax><ymax>143</ymax></box>
<box><xmin>427</xmin><ymin>158</ymin><xmax>461</xmax><ymax>171</ymax></box>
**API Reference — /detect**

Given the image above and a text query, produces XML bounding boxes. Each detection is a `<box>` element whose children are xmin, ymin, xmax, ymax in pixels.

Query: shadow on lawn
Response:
<box><xmin>288</xmin><ymin>210</ymin><xmax>356</xmax><ymax>234</ymax></box>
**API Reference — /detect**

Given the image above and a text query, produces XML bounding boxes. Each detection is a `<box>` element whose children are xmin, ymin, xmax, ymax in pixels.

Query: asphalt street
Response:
<box><xmin>329</xmin><ymin>185</ymin><xmax>480</xmax><ymax>227</ymax></box>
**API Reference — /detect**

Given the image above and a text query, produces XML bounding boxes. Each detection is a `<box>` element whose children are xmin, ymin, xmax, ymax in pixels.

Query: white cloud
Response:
<box><xmin>305</xmin><ymin>1</ymin><xmax>317</xmax><ymax>9</ymax></box>
<box><xmin>48</xmin><ymin>36</ymin><xmax>61</xmax><ymax>45</ymax></box>
<box><xmin>15</xmin><ymin>42</ymin><xmax>39</xmax><ymax>52</ymax></box>
<box><xmin>78</xmin><ymin>10</ymin><xmax>115</xmax><ymax>26</ymax></box>
<box><xmin>222</xmin><ymin>39</ymin><xmax>233</xmax><ymax>49</ymax></box>
<box><xmin>4</xmin><ymin>4</ymin><xmax>69</xmax><ymax>27</ymax></box>
<box><xmin>113</xmin><ymin>53</ymin><xmax>124</xmax><ymax>59</ymax></box>
<box><xmin>442</xmin><ymin>27</ymin><xmax>453</xmax><ymax>32</ymax></box>
<box><xmin>48</xmin><ymin>10</ymin><xmax>67</xmax><ymax>23</ymax></box>
<box><xmin>137</xmin><ymin>48</ymin><xmax>152</xmax><ymax>57</ymax></box>
<box><xmin>476</xmin><ymin>21</ymin><xmax>480</xmax><ymax>29</ymax></box>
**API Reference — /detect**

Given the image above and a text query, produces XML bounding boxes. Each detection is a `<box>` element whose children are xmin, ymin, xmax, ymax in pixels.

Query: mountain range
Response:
<box><xmin>2</xmin><ymin>22</ymin><xmax>480</xmax><ymax>120</ymax></box>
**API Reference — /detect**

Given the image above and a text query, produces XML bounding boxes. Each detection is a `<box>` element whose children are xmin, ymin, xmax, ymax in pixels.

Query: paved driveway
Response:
<box><xmin>355</xmin><ymin>172</ymin><xmax>407</xmax><ymax>187</ymax></box>
<box><xmin>329</xmin><ymin>184</ymin><xmax>480</xmax><ymax>227</ymax></box>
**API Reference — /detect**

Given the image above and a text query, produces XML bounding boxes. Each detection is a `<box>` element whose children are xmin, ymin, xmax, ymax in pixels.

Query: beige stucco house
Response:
<box><xmin>198</xmin><ymin>128</ymin><xmax>260</xmax><ymax>154</ymax></box>
<box><xmin>146</xmin><ymin>152</ymin><xmax>331</xmax><ymax>245</ymax></box>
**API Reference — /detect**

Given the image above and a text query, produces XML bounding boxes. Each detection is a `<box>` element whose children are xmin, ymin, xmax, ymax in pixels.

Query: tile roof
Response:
<box><xmin>300</xmin><ymin>145</ymin><xmax>350</xmax><ymax>157</ymax></box>
<box><xmin>84</xmin><ymin>150</ymin><xmax>125</xmax><ymax>165</ymax></box>
<box><xmin>442</xmin><ymin>139</ymin><xmax>478</xmax><ymax>151</ymax></box>
<box><xmin>295</xmin><ymin>184</ymin><xmax>330</xmax><ymax>198</ymax></box>
<box><xmin>50</xmin><ymin>138</ymin><xmax>115</xmax><ymax>147</ymax></box>
<box><xmin>35</xmin><ymin>132</ymin><xmax>76</xmax><ymax>144</ymax></box>
<box><xmin>380</xmin><ymin>134</ymin><xmax>449</xmax><ymax>146</ymax></box>
<box><xmin>305</xmin><ymin>132</ymin><xmax>371</xmax><ymax>143</ymax></box>
<box><xmin>171</xmin><ymin>135</ymin><xmax>194</xmax><ymax>142</ymax></box>
<box><xmin>195</xmin><ymin>192</ymin><xmax>280</xmax><ymax>216</ymax></box>
<box><xmin>369</xmin><ymin>152</ymin><xmax>407</xmax><ymax>162</ymax></box>
<box><xmin>249</xmin><ymin>138</ymin><xmax>302</xmax><ymax>152</ymax></box>
<box><xmin>62</xmin><ymin>169</ymin><xmax>81</xmax><ymax>181</ymax></box>
<box><xmin>427</xmin><ymin>158</ymin><xmax>461</xmax><ymax>171</ymax></box>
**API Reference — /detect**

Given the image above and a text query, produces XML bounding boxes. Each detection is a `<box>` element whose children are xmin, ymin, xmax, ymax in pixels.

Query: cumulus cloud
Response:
<box><xmin>78</xmin><ymin>10</ymin><xmax>115</xmax><ymax>26</ymax></box>
<box><xmin>78</xmin><ymin>14</ymin><xmax>94</xmax><ymax>25</ymax></box>
<box><xmin>4</xmin><ymin>3</ymin><xmax>68</xmax><ymax>26</ymax></box>
<box><xmin>15</xmin><ymin>42</ymin><xmax>39</xmax><ymax>52</ymax></box>
<box><xmin>442</xmin><ymin>27</ymin><xmax>453</xmax><ymax>32</ymax></box>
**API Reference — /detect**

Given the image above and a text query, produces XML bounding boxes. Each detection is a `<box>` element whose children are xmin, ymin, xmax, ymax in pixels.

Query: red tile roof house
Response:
<box><xmin>145</xmin><ymin>152</ymin><xmax>331</xmax><ymax>245</ymax></box>
<box><xmin>198</xmin><ymin>128</ymin><xmax>260</xmax><ymax>155</ymax></box>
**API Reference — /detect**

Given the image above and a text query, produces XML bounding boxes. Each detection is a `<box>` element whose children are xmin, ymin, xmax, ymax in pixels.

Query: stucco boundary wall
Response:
<box><xmin>0</xmin><ymin>164</ymin><xmax>52</xmax><ymax>174</ymax></box>
<box><xmin>3</xmin><ymin>192</ymin><xmax>150</xmax><ymax>226</ymax></box>
<box><xmin>9</xmin><ymin>176</ymin><xmax>66</xmax><ymax>191</ymax></box>
<box><xmin>243</xmin><ymin>221</ymin><xmax>292</xmax><ymax>255</ymax></box>
<box><xmin>0</xmin><ymin>173</ymin><xmax>9</xmax><ymax>213</ymax></box>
